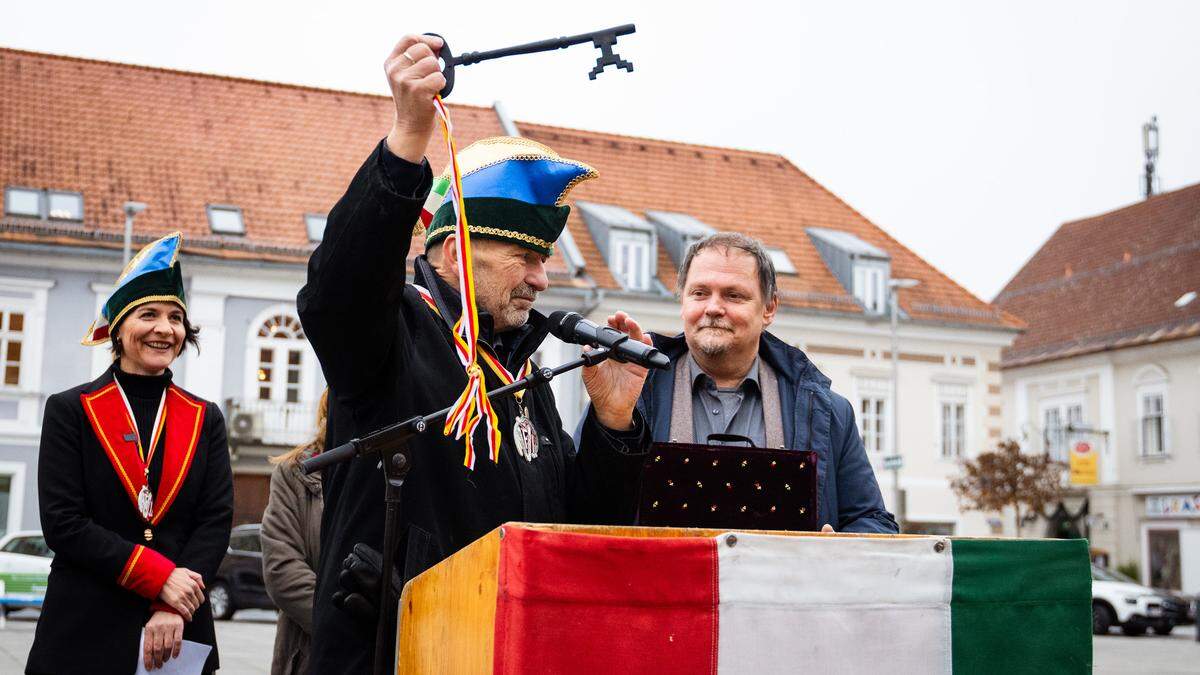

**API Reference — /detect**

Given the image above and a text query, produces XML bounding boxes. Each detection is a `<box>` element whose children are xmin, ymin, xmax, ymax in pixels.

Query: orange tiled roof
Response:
<box><xmin>994</xmin><ymin>182</ymin><xmax>1200</xmax><ymax>367</ymax></box>
<box><xmin>519</xmin><ymin>122</ymin><xmax>1020</xmax><ymax>327</ymax></box>
<box><xmin>0</xmin><ymin>46</ymin><xmax>1016</xmax><ymax>329</ymax></box>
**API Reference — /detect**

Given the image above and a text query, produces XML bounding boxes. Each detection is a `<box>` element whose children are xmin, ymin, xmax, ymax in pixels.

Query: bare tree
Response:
<box><xmin>949</xmin><ymin>440</ymin><xmax>1067</xmax><ymax>537</ymax></box>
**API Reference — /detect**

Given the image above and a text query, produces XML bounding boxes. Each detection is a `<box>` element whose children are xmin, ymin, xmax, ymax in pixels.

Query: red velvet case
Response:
<box><xmin>636</xmin><ymin>441</ymin><xmax>818</xmax><ymax>531</ymax></box>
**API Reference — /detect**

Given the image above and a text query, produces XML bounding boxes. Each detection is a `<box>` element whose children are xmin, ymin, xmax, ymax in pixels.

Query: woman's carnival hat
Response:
<box><xmin>82</xmin><ymin>232</ymin><xmax>187</xmax><ymax>346</ymax></box>
<box><xmin>418</xmin><ymin>136</ymin><xmax>598</xmax><ymax>257</ymax></box>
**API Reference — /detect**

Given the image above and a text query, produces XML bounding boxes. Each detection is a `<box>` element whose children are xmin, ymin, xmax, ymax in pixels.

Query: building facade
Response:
<box><xmin>997</xmin><ymin>183</ymin><xmax>1200</xmax><ymax>593</ymax></box>
<box><xmin>0</xmin><ymin>46</ymin><xmax>1018</xmax><ymax>535</ymax></box>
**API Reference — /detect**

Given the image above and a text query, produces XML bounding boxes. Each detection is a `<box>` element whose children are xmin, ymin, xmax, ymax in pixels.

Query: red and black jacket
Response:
<box><xmin>26</xmin><ymin>365</ymin><xmax>232</xmax><ymax>675</ymax></box>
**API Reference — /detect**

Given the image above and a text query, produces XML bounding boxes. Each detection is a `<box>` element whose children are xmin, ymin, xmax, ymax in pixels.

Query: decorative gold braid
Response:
<box><xmin>555</xmin><ymin>164</ymin><xmax>599</xmax><ymax>206</ymax></box>
<box><xmin>435</xmin><ymin>136</ymin><xmax>598</xmax><ymax>206</ymax></box>
<box><xmin>113</xmin><ymin>231</ymin><xmax>184</xmax><ymax>284</ymax></box>
<box><xmin>105</xmin><ymin>295</ymin><xmax>188</xmax><ymax>338</ymax></box>
<box><xmin>424</xmin><ymin>225</ymin><xmax>555</xmax><ymax>253</ymax></box>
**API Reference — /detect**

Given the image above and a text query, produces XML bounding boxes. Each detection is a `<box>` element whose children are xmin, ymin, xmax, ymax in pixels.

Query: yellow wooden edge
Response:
<box><xmin>397</xmin><ymin>528</ymin><xmax>501</xmax><ymax>674</ymax></box>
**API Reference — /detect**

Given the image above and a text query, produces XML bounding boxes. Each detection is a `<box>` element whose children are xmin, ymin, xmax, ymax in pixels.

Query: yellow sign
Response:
<box><xmin>1069</xmin><ymin>441</ymin><xmax>1098</xmax><ymax>485</ymax></box>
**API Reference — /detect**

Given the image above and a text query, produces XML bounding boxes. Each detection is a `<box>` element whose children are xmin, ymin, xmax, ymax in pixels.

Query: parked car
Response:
<box><xmin>211</xmin><ymin>523</ymin><xmax>275</xmax><ymax>620</ymax></box>
<box><xmin>1091</xmin><ymin>564</ymin><xmax>1184</xmax><ymax>636</ymax></box>
<box><xmin>0</xmin><ymin>530</ymin><xmax>53</xmax><ymax>613</ymax></box>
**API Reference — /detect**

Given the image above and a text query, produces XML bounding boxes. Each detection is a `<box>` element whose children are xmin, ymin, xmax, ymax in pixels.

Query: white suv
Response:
<box><xmin>1091</xmin><ymin>565</ymin><xmax>1167</xmax><ymax>636</ymax></box>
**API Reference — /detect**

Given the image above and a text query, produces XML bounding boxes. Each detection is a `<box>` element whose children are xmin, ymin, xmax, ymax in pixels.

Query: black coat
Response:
<box><xmin>26</xmin><ymin>366</ymin><xmax>233</xmax><ymax>675</ymax></box>
<box><xmin>298</xmin><ymin>141</ymin><xmax>649</xmax><ymax>674</ymax></box>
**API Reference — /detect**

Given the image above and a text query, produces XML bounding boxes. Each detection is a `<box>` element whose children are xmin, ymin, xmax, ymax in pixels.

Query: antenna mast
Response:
<box><xmin>1142</xmin><ymin>115</ymin><xmax>1159</xmax><ymax>199</ymax></box>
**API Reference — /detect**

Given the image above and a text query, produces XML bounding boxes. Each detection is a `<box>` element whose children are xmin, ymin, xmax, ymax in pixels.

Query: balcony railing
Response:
<box><xmin>226</xmin><ymin>398</ymin><xmax>317</xmax><ymax>447</ymax></box>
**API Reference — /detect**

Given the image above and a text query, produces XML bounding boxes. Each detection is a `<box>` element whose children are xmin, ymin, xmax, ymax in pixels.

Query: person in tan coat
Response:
<box><xmin>261</xmin><ymin>391</ymin><xmax>327</xmax><ymax>675</ymax></box>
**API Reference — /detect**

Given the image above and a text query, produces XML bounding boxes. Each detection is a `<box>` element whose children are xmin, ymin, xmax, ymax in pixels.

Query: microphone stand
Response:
<box><xmin>300</xmin><ymin>347</ymin><xmax>615</xmax><ymax>675</ymax></box>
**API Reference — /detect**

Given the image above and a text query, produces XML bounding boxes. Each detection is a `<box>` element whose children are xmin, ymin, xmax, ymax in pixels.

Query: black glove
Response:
<box><xmin>331</xmin><ymin>543</ymin><xmax>404</xmax><ymax>626</ymax></box>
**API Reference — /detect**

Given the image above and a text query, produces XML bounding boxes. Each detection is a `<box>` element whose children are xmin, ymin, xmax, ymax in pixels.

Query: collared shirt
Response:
<box><xmin>687</xmin><ymin>353</ymin><xmax>766</xmax><ymax>447</ymax></box>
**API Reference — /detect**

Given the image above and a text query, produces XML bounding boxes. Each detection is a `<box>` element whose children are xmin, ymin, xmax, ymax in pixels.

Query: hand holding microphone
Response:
<box><xmin>548</xmin><ymin>311</ymin><xmax>665</xmax><ymax>431</ymax></box>
<box><xmin>547</xmin><ymin>311</ymin><xmax>669</xmax><ymax>369</ymax></box>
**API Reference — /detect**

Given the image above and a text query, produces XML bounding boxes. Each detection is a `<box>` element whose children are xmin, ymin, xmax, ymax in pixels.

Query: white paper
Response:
<box><xmin>135</xmin><ymin>630</ymin><xmax>213</xmax><ymax>675</ymax></box>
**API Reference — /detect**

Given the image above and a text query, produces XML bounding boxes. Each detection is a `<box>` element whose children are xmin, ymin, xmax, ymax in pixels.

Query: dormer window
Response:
<box><xmin>4</xmin><ymin>187</ymin><xmax>41</xmax><ymax>217</ymax></box>
<box><xmin>5</xmin><ymin>187</ymin><xmax>84</xmax><ymax>221</ymax></box>
<box><xmin>556</xmin><ymin>227</ymin><xmax>587</xmax><ymax>274</ymax></box>
<box><xmin>207</xmin><ymin>205</ymin><xmax>245</xmax><ymax>234</ymax></box>
<box><xmin>806</xmin><ymin>227</ymin><xmax>892</xmax><ymax>314</ymax></box>
<box><xmin>304</xmin><ymin>213</ymin><xmax>327</xmax><ymax>242</ymax></box>
<box><xmin>576</xmin><ymin>201</ymin><xmax>657</xmax><ymax>293</ymax></box>
<box><xmin>47</xmin><ymin>191</ymin><xmax>83</xmax><ymax>220</ymax></box>
<box><xmin>766</xmin><ymin>246</ymin><xmax>797</xmax><ymax>275</ymax></box>
<box><xmin>853</xmin><ymin>261</ymin><xmax>889</xmax><ymax>313</ymax></box>
<box><xmin>645</xmin><ymin>210</ymin><xmax>715</xmax><ymax>266</ymax></box>
<box><xmin>610</xmin><ymin>228</ymin><xmax>653</xmax><ymax>291</ymax></box>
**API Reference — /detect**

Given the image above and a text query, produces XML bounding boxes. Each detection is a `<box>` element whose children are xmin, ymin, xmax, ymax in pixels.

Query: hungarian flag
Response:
<box><xmin>418</xmin><ymin>176</ymin><xmax>451</xmax><ymax>229</ymax></box>
<box><xmin>493</xmin><ymin>527</ymin><xmax>1092</xmax><ymax>674</ymax></box>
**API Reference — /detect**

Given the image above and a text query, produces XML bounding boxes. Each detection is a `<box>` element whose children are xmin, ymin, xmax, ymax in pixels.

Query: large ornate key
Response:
<box><xmin>429</xmin><ymin>24</ymin><xmax>636</xmax><ymax>98</ymax></box>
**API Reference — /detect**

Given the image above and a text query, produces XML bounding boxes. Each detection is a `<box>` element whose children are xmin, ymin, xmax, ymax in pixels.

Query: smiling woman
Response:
<box><xmin>27</xmin><ymin>233</ymin><xmax>232</xmax><ymax>675</ymax></box>
<box><xmin>111</xmin><ymin>302</ymin><xmax>201</xmax><ymax>375</ymax></box>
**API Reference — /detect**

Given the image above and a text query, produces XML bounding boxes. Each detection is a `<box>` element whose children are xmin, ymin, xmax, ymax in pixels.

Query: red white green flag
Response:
<box><xmin>492</xmin><ymin>527</ymin><xmax>1092</xmax><ymax>674</ymax></box>
<box><xmin>419</xmin><ymin>176</ymin><xmax>451</xmax><ymax>228</ymax></box>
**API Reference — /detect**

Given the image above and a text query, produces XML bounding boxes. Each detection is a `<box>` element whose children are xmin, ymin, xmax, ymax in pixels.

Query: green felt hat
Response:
<box><xmin>83</xmin><ymin>232</ymin><xmax>187</xmax><ymax>346</ymax></box>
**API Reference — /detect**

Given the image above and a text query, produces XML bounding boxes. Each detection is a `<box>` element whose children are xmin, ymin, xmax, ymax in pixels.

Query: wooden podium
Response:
<box><xmin>396</xmin><ymin>523</ymin><xmax>1092</xmax><ymax>674</ymax></box>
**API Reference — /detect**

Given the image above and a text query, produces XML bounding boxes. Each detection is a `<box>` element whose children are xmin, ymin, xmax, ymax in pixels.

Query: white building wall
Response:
<box><xmin>1003</xmin><ymin>337</ymin><xmax>1200</xmax><ymax>591</ymax></box>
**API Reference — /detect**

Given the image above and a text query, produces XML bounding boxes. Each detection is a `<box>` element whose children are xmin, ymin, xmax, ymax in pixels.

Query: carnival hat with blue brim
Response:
<box><xmin>82</xmin><ymin>232</ymin><xmax>187</xmax><ymax>345</ymax></box>
<box><xmin>420</xmin><ymin>136</ymin><xmax>598</xmax><ymax>257</ymax></box>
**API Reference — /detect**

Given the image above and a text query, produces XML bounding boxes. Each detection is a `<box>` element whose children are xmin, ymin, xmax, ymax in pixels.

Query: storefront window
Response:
<box><xmin>1147</xmin><ymin>528</ymin><xmax>1181</xmax><ymax>590</ymax></box>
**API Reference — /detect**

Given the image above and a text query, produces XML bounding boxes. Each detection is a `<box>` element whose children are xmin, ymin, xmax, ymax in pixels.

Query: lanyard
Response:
<box><xmin>412</xmin><ymin>284</ymin><xmax>533</xmax><ymax>401</ymax></box>
<box><xmin>113</xmin><ymin>381</ymin><xmax>168</xmax><ymax>478</ymax></box>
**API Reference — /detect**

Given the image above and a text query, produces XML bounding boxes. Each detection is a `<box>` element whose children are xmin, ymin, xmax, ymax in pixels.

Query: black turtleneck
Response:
<box><xmin>113</xmin><ymin>362</ymin><xmax>171</xmax><ymax>489</ymax></box>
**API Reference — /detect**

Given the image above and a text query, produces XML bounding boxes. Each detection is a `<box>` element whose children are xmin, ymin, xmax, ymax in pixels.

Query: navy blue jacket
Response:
<box><xmin>632</xmin><ymin>331</ymin><xmax>898</xmax><ymax>534</ymax></box>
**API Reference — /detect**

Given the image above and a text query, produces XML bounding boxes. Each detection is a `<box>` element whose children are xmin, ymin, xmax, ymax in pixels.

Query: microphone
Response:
<box><xmin>547</xmin><ymin>311</ymin><xmax>671</xmax><ymax>370</ymax></box>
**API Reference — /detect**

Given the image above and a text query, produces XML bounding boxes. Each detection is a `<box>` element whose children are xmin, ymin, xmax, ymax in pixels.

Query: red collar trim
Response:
<box><xmin>81</xmin><ymin>383</ymin><xmax>206</xmax><ymax>523</ymax></box>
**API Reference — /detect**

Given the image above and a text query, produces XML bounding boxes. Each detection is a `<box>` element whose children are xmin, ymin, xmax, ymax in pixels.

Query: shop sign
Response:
<box><xmin>1068</xmin><ymin>441</ymin><xmax>1098</xmax><ymax>485</ymax></box>
<box><xmin>1145</xmin><ymin>493</ymin><xmax>1200</xmax><ymax>518</ymax></box>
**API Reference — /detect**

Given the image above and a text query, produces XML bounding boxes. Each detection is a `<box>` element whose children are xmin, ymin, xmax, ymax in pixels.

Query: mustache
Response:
<box><xmin>510</xmin><ymin>284</ymin><xmax>537</xmax><ymax>302</ymax></box>
<box><xmin>697</xmin><ymin>318</ymin><xmax>733</xmax><ymax>331</ymax></box>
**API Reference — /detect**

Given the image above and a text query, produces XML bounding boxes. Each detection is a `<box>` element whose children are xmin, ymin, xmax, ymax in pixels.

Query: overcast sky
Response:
<box><xmin>4</xmin><ymin>1</ymin><xmax>1197</xmax><ymax>301</ymax></box>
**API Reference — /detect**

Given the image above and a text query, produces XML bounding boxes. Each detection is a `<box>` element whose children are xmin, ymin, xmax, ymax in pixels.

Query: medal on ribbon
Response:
<box><xmin>513</xmin><ymin>405</ymin><xmax>538</xmax><ymax>462</ymax></box>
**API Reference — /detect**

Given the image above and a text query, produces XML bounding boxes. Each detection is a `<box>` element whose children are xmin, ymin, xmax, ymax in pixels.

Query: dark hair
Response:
<box><xmin>676</xmin><ymin>232</ymin><xmax>778</xmax><ymax>302</ymax></box>
<box><xmin>110</xmin><ymin>311</ymin><xmax>201</xmax><ymax>358</ymax></box>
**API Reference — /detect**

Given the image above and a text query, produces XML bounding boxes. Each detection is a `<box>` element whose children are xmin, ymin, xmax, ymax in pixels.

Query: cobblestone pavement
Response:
<box><xmin>0</xmin><ymin>609</ymin><xmax>1196</xmax><ymax>673</ymax></box>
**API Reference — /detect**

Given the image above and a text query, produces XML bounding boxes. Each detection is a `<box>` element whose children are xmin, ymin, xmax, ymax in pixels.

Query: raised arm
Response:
<box><xmin>296</xmin><ymin>34</ymin><xmax>447</xmax><ymax>399</ymax></box>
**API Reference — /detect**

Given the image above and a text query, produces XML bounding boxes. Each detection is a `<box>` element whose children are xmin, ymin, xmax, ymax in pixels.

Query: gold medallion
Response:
<box><xmin>144</xmin><ymin>528</ymin><xmax>153</xmax><ymax>542</ymax></box>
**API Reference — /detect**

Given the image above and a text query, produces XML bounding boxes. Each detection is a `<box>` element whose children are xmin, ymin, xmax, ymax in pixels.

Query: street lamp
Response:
<box><xmin>888</xmin><ymin>277</ymin><xmax>919</xmax><ymax>530</ymax></box>
<box><xmin>122</xmin><ymin>201</ymin><xmax>147</xmax><ymax>265</ymax></box>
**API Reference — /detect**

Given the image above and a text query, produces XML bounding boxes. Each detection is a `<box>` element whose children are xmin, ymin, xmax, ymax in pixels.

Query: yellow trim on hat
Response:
<box><xmin>424</xmin><ymin>225</ymin><xmax>556</xmax><ymax>254</ymax></box>
<box><xmin>113</xmin><ymin>231</ymin><xmax>184</xmax><ymax>286</ymax></box>
<box><xmin>436</xmin><ymin>136</ymin><xmax>599</xmax><ymax>207</ymax></box>
<box><xmin>83</xmin><ymin>295</ymin><xmax>188</xmax><ymax>347</ymax></box>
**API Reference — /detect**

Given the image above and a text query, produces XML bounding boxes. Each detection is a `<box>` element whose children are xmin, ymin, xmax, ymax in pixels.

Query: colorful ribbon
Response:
<box><xmin>431</xmin><ymin>97</ymin><xmax>502</xmax><ymax>470</ymax></box>
<box><xmin>413</xmin><ymin>284</ymin><xmax>533</xmax><ymax>396</ymax></box>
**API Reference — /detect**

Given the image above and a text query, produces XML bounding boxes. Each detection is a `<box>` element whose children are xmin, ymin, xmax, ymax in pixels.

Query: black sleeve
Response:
<box><xmin>565</xmin><ymin>408</ymin><xmax>651</xmax><ymax>525</ymax></box>
<box><xmin>38</xmin><ymin>393</ymin><xmax>142</xmax><ymax>584</ymax></box>
<box><xmin>296</xmin><ymin>139</ymin><xmax>433</xmax><ymax>399</ymax></box>
<box><xmin>175</xmin><ymin>405</ymin><xmax>234</xmax><ymax>580</ymax></box>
